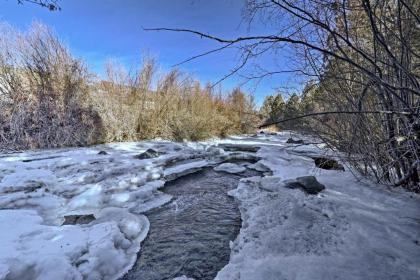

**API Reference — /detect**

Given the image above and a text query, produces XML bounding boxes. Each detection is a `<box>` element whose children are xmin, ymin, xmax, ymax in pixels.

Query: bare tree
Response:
<box><xmin>145</xmin><ymin>0</ymin><xmax>420</xmax><ymax>190</ymax></box>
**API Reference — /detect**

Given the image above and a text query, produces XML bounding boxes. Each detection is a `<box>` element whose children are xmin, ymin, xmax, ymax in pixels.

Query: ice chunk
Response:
<box><xmin>214</xmin><ymin>163</ymin><xmax>246</xmax><ymax>174</ymax></box>
<box><xmin>164</xmin><ymin>160</ymin><xmax>209</xmax><ymax>181</ymax></box>
<box><xmin>173</xmin><ymin>276</ymin><xmax>195</xmax><ymax>280</ymax></box>
<box><xmin>0</xmin><ymin>209</ymin><xmax>149</xmax><ymax>280</ymax></box>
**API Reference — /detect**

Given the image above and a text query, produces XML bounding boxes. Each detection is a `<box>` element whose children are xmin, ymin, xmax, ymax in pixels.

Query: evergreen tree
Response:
<box><xmin>260</xmin><ymin>93</ymin><xmax>285</xmax><ymax>122</ymax></box>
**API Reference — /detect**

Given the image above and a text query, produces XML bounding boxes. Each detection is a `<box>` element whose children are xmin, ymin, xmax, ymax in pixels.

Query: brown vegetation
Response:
<box><xmin>91</xmin><ymin>58</ymin><xmax>258</xmax><ymax>142</ymax></box>
<box><xmin>0</xmin><ymin>22</ymin><xmax>102</xmax><ymax>150</ymax></box>
<box><xmin>152</xmin><ymin>0</ymin><xmax>419</xmax><ymax>190</ymax></box>
<box><xmin>0</xmin><ymin>22</ymin><xmax>258</xmax><ymax>151</ymax></box>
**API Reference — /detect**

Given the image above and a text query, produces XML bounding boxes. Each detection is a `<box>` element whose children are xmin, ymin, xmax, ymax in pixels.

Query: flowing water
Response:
<box><xmin>122</xmin><ymin>167</ymin><xmax>260</xmax><ymax>280</ymax></box>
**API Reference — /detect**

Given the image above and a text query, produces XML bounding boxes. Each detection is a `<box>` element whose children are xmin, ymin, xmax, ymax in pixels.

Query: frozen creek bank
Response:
<box><xmin>0</xmin><ymin>132</ymin><xmax>419</xmax><ymax>280</ymax></box>
<box><xmin>122</xmin><ymin>168</ymin><xmax>261</xmax><ymax>280</ymax></box>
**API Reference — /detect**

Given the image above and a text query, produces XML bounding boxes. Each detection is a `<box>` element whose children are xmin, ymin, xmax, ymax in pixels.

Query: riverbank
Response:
<box><xmin>0</xmin><ymin>132</ymin><xmax>419</xmax><ymax>279</ymax></box>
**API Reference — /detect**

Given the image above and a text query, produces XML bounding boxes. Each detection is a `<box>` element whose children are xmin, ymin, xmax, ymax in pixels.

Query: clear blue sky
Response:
<box><xmin>0</xmin><ymin>0</ymin><xmax>304</xmax><ymax>105</ymax></box>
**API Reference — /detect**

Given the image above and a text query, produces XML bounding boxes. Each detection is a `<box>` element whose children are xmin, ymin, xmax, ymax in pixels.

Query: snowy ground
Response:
<box><xmin>0</xmin><ymin>132</ymin><xmax>419</xmax><ymax>280</ymax></box>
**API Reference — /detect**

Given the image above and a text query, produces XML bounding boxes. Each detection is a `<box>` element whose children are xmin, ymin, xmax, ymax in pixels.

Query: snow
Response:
<box><xmin>172</xmin><ymin>276</ymin><xmax>195</xmax><ymax>280</ymax></box>
<box><xmin>1</xmin><ymin>132</ymin><xmax>419</xmax><ymax>280</ymax></box>
<box><xmin>215</xmin><ymin>133</ymin><xmax>420</xmax><ymax>280</ymax></box>
<box><xmin>0</xmin><ymin>208</ymin><xmax>149</xmax><ymax>280</ymax></box>
<box><xmin>164</xmin><ymin>159</ymin><xmax>211</xmax><ymax>181</ymax></box>
<box><xmin>0</xmin><ymin>141</ymin><xmax>219</xmax><ymax>279</ymax></box>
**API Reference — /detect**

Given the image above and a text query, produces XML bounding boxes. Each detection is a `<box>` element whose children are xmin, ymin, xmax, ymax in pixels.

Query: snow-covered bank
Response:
<box><xmin>0</xmin><ymin>132</ymin><xmax>419</xmax><ymax>280</ymax></box>
<box><xmin>0</xmin><ymin>140</ymin><xmax>221</xmax><ymax>279</ymax></box>
<box><xmin>216</xmin><ymin>133</ymin><xmax>420</xmax><ymax>280</ymax></box>
<box><xmin>0</xmin><ymin>208</ymin><xmax>149</xmax><ymax>280</ymax></box>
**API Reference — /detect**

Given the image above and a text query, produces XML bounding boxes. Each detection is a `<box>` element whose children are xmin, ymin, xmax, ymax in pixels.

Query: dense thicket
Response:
<box><xmin>0</xmin><ymin>22</ymin><xmax>103</xmax><ymax>149</ymax></box>
<box><xmin>93</xmin><ymin>60</ymin><xmax>258</xmax><ymax>142</ymax></box>
<box><xmin>252</xmin><ymin>0</ymin><xmax>420</xmax><ymax>190</ymax></box>
<box><xmin>0</xmin><ymin>23</ymin><xmax>258</xmax><ymax>151</ymax></box>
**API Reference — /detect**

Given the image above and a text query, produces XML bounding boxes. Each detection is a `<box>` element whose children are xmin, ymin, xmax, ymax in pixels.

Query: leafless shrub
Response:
<box><xmin>149</xmin><ymin>0</ymin><xmax>419</xmax><ymax>190</ymax></box>
<box><xmin>91</xmin><ymin>59</ymin><xmax>258</xmax><ymax>142</ymax></box>
<box><xmin>0</xmin><ymin>21</ymin><xmax>258</xmax><ymax>151</ymax></box>
<box><xmin>0</xmin><ymin>22</ymin><xmax>103</xmax><ymax>150</ymax></box>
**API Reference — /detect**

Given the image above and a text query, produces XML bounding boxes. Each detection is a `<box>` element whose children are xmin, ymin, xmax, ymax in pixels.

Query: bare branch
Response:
<box><xmin>259</xmin><ymin>110</ymin><xmax>417</xmax><ymax>128</ymax></box>
<box><xmin>17</xmin><ymin>0</ymin><xmax>60</xmax><ymax>10</ymax></box>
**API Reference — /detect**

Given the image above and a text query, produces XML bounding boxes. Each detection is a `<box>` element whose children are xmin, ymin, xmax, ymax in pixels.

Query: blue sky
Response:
<box><xmin>0</xmin><ymin>0</ymin><xmax>304</xmax><ymax>105</ymax></box>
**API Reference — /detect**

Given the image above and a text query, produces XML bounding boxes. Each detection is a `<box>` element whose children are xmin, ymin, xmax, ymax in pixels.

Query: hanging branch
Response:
<box><xmin>259</xmin><ymin>110</ymin><xmax>417</xmax><ymax>128</ymax></box>
<box><xmin>17</xmin><ymin>0</ymin><xmax>60</xmax><ymax>10</ymax></box>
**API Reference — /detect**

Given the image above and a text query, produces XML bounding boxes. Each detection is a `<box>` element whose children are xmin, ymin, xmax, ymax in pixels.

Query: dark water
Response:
<box><xmin>122</xmin><ymin>168</ymin><xmax>259</xmax><ymax>280</ymax></box>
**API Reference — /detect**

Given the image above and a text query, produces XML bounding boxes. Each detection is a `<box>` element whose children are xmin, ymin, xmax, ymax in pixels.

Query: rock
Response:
<box><xmin>284</xmin><ymin>176</ymin><xmax>325</xmax><ymax>194</ymax></box>
<box><xmin>220</xmin><ymin>152</ymin><xmax>261</xmax><ymax>164</ymax></box>
<box><xmin>283</xmin><ymin>180</ymin><xmax>305</xmax><ymax>190</ymax></box>
<box><xmin>218</xmin><ymin>143</ymin><xmax>260</xmax><ymax>153</ymax></box>
<box><xmin>97</xmin><ymin>150</ymin><xmax>108</xmax><ymax>155</ymax></box>
<box><xmin>286</xmin><ymin>138</ymin><xmax>304</xmax><ymax>144</ymax></box>
<box><xmin>296</xmin><ymin>176</ymin><xmax>326</xmax><ymax>194</ymax></box>
<box><xmin>23</xmin><ymin>184</ymin><xmax>43</xmax><ymax>193</ymax></box>
<box><xmin>247</xmin><ymin>162</ymin><xmax>271</xmax><ymax>173</ymax></box>
<box><xmin>312</xmin><ymin>157</ymin><xmax>344</xmax><ymax>171</ymax></box>
<box><xmin>22</xmin><ymin>156</ymin><xmax>61</xmax><ymax>162</ymax></box>
<box><xmin>134</xmin><ymin>148</ymin><xmax>161</xmax><ymax>160</ymax></box>
<box><xmin>62</xmin><ymin>214</ymin><xmax>95</xmax><ymax>225</ymax></box>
